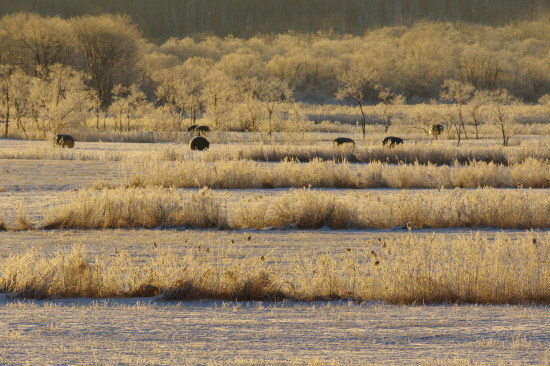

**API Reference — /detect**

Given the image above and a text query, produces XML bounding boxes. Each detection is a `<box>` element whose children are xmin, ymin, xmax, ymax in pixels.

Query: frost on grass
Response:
<box><xmin>42</xmin><ymin>186</ymin><xmax>550</xmax><ymax>230</ymax></box>
<box><xmin>2</xmin><ymin>231</ymin><xmax>550</xmax><ymax>305</ymax></box>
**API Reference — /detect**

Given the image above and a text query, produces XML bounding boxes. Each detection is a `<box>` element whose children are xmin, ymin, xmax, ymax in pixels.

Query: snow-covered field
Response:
<box><xmin>1</xmin><ymin>138</ymin><xmax>550</xmax><ymax>365</ymax></box>
<box><xmin>2</xmin><ymin>295</ymin><xmax>550</xmax><ymax>365</ymax></box>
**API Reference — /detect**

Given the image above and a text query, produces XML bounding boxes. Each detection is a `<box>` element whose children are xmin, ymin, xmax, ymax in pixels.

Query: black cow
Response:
<box><xmin>382</xmin><ymin>136</ymin><xmax>403</xmax><ymax>147</ymax></box>
<box><xmin>188</xmin><ymin>125</ymin><xmax>210</xmax><ymax>136</ymax></box>
<box><xmin>189</xmin><ymin>136</ymin><xmax>210</xmax><ymax>151</ymax></box>
<box><xmin>333</xmin><ymin>137</ymin><xmax>355</xmax><ymax>146</ymax></box>
<box><xmin>429</xmin><ymin>124</ymin><xmax>444</xmax><ymax>139</ymax></box>
<box><xmin>53</xmin><ymin>134</ymin><xmax>75</xmax><ymax>148</ymax></box>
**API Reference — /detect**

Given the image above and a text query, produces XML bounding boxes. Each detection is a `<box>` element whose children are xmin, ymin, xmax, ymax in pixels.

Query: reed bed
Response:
<box><xmin>4</xmin><ymin>132</ymin><xmax>550</xmax><ymax>165</ymax></box>
<box><xmin>38</xmin><ymin>187</ymin><xmax>550</xmax><ymax>231</ymax></box>
<box><xmin>0</xmin><ymin>142</ymin><xmax>128</xmax><ymax>161</ymax></box>
<box><xmin>201</xmin><ymin>142</ymin><xmax>550</xmax><ymax>165</ymax></box>
<box><xmin>125</xmin><ymin>157</ymin><xmax>550</xmax><ymax>189</ymax></box>
<box><xmin>2</xmin><ymin>231</ymin><xmax>550</xmax><ymax>305</ymax></box>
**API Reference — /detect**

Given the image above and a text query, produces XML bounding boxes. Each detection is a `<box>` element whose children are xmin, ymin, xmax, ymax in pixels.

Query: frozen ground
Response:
<box><xmin>1</xmin><ymin>295</ymin><xmax>549</xmax><ymax>365</ymax></box>
<box><xmin>1</xmin><ymin>139</ymin><xmax>550</xmax><ymax>365</ymax></box>
<box><xmin>1</xmin><ymin>229</ymin><xmax>548</xmax><ymax>365</ymax></box>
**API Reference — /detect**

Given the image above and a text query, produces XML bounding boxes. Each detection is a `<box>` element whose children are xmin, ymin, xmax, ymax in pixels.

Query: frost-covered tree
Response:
<box><xmin>487</xmin><ymin>89</ymin><xmax>518</xmax><ymax>147</ymax></box>
<box><xmin>258</xmin><ymin>77</ymin><xmax>293</xmax><ymax>135</ymax></box>
<box><xmin>109</xmin><ymin>84</ymin><xmax>148</xmax><ymax>131</ymax></box>
<box><xmin>202</xmin><ymin>70</ymin><xmax>236</xmax><ymax>130</ymax></box>
<box><xmin>71</xmin><ymin>14</ymin><xmax>144</xmax><ymax>106</ymax></box>
<box><xmin>376</xmin><ymin>87</ymin><xmax>405</xmax><ymax>133</ymax></box>
<box><xmin>468</xmin><ymin>89</ymin><xmax>491</xmax><ymax>139</ymax></box>
<box><xmin>153</xmin><ymin>57</ymin><xmax>212</xmax><ymax>127</ymax></box>
<box><xmin>335</xmin><ymin>60</ymin><xmax>379</xmax><ymax>137</ymax></box>
<box><xmin>440</xmin><ymin>79</ymin><xmax>476</xmax><ymax>141</ymax></box>
<box><xmin>216</xmin><ymin>51</ymin><xmax>265</xmax><ymax>81</ymax></box>
<box><xmin>28</xmin><ymin>65</ymin><xmax>93</xmax><ymax>136</ymax></box>
<box><xmin>237</xmin><ymin>77</ymin><xmax>263</xmax><ymax>135</ymax></box>
<box><xmin>0</xmin><ymin>66</ymin><xmax>13</xmax><ymax>137</ymax></box>
<box><xmin>0</xmin><ymin>13</ymin><xmax>73</xmax><ymax>78</ymax></box>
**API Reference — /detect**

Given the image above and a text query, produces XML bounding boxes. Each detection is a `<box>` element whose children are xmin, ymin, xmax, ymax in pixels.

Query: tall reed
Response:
<box><xmin>41</xmin><ymin>187</ymin><xmax>550</xmax><ymax>230</ymax></box>
<box><xmin>124</xmin><ymin>157</ymin><xmax>550</xmax><ymax>190</ymax></box>
<box><xmin>2</xmin><ymin>232</ymin><xmax>550</xmax><ymax>304</ymax></box>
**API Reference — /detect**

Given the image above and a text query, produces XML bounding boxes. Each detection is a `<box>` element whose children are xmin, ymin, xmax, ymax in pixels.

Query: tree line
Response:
<box><xmin>1</xmin><ymin>0</ymin><xmax>548</xmax><ymax>40</ymax></box>
<box><xmin>0</xmin><ymin>13</ymin><xmax>549</xmax><ymax>144</ymax></box>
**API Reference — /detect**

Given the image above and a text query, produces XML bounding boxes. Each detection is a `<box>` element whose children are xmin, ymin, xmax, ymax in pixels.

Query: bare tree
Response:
<box><xmin>335</xmin><ymin>61</ymin><xmax>379</xmax><ymax>137</ymax></box>
<box><xmin>440</xmin><ymin>79</ymin><xmax>475</xmax><ymax>140</ymax></box>
<box><xmin>109</xmin><ymin>84</ymin><xmax>147</xmax><ymax>131</ymax></box>
<box><xmin>8</xmin><ymin>68</ymin><xmax>32</xmax><ymax>137</ymax></box>
<box><xmin>487</xmin><ymin>89</ymin><xmax>518</xmax><ymax>147</ymax></box>
<box><xmin>238</xmin><ymin>77</ymin><xmax>263</xmax><ymax>137</ymax></box>
<box><xmin>0</xmin><ymin>13</ymin><xmax>73</xmax><ymax>78</ymax></box>
<box><xmin>0</xmin><ymin>66</ymin><xmax>12</xmax><ymax>137</ymax></box>
<box><xmin>376</xmin><ymin>87</ymin><xmax>406</xmax><ymax>133</ymax></box>
<box><xmin>468</xmin><ymin>89</ymin><xmax>490</xmax><ymax>139</ymax></box>
<box><xmin>71</xmin><ymin>14</ymin><xmax>144</xmax><ymax>107</ymax></box>
<box><xmin>153</xmin><ymin>58</ymin><xmax>211</xmax><ymax>127</ymax></box>
<box><xmin>258</xmin><ymin>77</ymin><xmax>293</xmax><ymax>136</ymax></box>
<box><xmin>202</xmin><ymin>70</ymin><xmax>236</xmax><ymax>130</ymax></box>
<box><xmin>28</xmin><ymin>65</ymin><xmax>92</xmax><ymax>136</ymax></box>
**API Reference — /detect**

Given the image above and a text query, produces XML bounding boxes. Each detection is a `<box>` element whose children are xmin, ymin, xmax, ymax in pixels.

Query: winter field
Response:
<box><xmin>2</xmin><ymin>134</ymin><xmax>550</xmax><ymax>365</ymax></box>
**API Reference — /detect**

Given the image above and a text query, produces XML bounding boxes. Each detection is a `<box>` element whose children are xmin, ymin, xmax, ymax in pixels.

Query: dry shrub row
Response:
<box><xmin>42</xmin><ymin>187</ymin><xmax>550</xmax><ymax>230</ymax></box>
<box><xmin>2</xmin><ymin>232</ymin><xmax>550</xmax><ymax>304</ymax></box>
<box><xmin>43</xmin><ymin>187</ymin><xmax>225</xmax><ymax>230</ymax></box>
<box><xmin>0</xmin><ymin>244</ymin><xmax>283</xmax><ymax>301</ymax></box>
<box><xmin>0</xmin><ymin>142</ymin><xmax>127</xmax><ymax>161</ymax></box>
<box><xmin>201</xmin><ymin>142</ymin><xmax>550</xmax><ymax>166</ymax></box>
<box><xmin>126</xmin><ymin>157</ymin><xmax>550</xmax><ymax>190</ymax></box>
<box><xmin>3</xmin><ymin>134</ymin><xmax>550</xmax><ymax>165</ymax></box>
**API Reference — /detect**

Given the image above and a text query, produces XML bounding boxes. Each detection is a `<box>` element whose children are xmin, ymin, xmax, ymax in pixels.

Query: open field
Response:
<box><xmin>1</xmin><ymin>135</ymin><xmax>550</xmax><ymax>364</ymax></box>
<box><xmin>2</xmin><ymin>295</ymin><xmax>550</xmax><ymax>365</ymax></box>
<box><xmin>1</xmin><ymin>229</ymin><xmax>550</xmax><ymax>365</ymax></box>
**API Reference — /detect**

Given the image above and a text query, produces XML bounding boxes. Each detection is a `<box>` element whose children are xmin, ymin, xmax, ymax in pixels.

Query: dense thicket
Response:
<box><xmin>1</xmin><ymin>13</ymin><xmax>549</xmax><ymax>139</ymax></box>
<box><xmin>1</xmin><ymin>0</ymin><xmax>549</xmax><ymax>40</ymax></box>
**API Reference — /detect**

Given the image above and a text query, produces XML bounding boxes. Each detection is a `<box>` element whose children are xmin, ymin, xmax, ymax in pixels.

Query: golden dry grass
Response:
<box><xmin>124</xmin><ymin>157</ymin><xmax>550</xmax><ymax>189</ymax></box>
<box><xmin>2</xmin><ymin>231</ymin><xmax>549</xmax><ymax>304</ymax></box>
<box><xmin>200</xmin><ymin>142</ymin><xmax>550</xmax><ymax>166</ymax></box>
<box><xmin>38</xmin><ymin>186</ymin><xmax>550</xmax><ymax>231</ymax></box>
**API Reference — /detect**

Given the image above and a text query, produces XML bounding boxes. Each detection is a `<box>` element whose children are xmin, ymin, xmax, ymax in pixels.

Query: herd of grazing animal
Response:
<box><xmin>53</xmin><ymin>123</ymin><xmax>444</xmax><ymax>153</ymax></box>
<box><xmin>332</xmin><ymin>124</ymin><xmax>444</xmax><ymax>149</ymax></box>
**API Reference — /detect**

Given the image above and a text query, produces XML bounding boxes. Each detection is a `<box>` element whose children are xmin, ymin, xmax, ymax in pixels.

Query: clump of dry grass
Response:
<box><xmin>0</xmin><ymin>243</ymin><xmax>287</xmax><ymax>301</ymax></box>
<box><xmin>43</xmin><ymin>187</ymin><xmax>226</xmax><ymax>230</ymax></box>
<box><xmin>199</xmin><ymin>139</ymin><xmax>550</xmax><ymax>165</ymax></box>
<box><xmin>42</xmin><ymin>186</ymin><xmax>550</xmax><ymax>230</ymax></box>
<box><xmin>0</xmin><ymin>142</ymin><xmax>128</xmax><ymax>161</ymax></box>
<box><xmin>162</xmin><ymin>271</ymin><xmax>287</xmax><ymax>301</ymax></box>
<box><xmin>370</xmin><ymin>231</ymin><xmax>550</xmax><ymax>304</ymax></box>
<box><xmin>2</xmin><ymin>232</ymin><xmax>550</xmax><ymax>304</ymax></box>
<box><xmin>123</xmin><ymin>157</ymin><xmax>550</xmax><ymax>190</ymax></box>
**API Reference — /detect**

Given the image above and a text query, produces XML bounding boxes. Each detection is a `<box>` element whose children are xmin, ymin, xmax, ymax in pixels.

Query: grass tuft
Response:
<box><xmin>3</xmin><ymin>232</ymin><xmax>550</xmax><ymax>304</ymax></box>
<box><xmin>41</xmin><ymin>186</ymin><xmax>550</xmax><ymax>230</ymax></box>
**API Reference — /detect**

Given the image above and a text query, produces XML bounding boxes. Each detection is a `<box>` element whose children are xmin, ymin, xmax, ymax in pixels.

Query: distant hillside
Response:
<box><xmin>3</xmin><ymin>0</ymin><xmax>549</xmax><ymax>41</ymax></box>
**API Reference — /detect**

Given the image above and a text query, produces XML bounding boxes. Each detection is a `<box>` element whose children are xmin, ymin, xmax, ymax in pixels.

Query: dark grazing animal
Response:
<box><xmin>189</xmin><ymin>136</ymin><xmax>210</xmax><ymax>151</ymax></box>
<box><xmin>188</xmin><ymin>125</ymin><xmax>210</xmax><ymax>136</ymax></box>
<box><xmin>53</xmin><ymin>134</ymin><xmax>75</xmax><ymax>148</ymax></box>
<box><xmin>333</xmin><ymin>137</ymin><xmax>355</xmax><ymax>146</ymax></box>
<box><xmin>429</xmin><ymin>124</ymin><xmax>444</xmax><ymax>138</ymax></box>
<box><xmin>195</xmin><ymin>125</ymin><xmax>210</xmax><ymax>133</ymax></box>
<box><xmin>382</xmin><ymin>136</ymin><xmax>403</xmax><ymax>147</ymax></box>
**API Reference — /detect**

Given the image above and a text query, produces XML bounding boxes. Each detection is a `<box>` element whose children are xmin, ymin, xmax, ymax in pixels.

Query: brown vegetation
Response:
<box><xmin>1</xmin><ymin>14</ymin><xmax>550</xmax><ymax>141</ymax></box>
<box><xmin>2</xmin><ymin>232</ymin><xmax>550</xmax><ymax>305</ymax></box>
<box><xmin>37</xmin><ymin>187</ymin><xmax>550</xmax><ymax>231</ymax></box>
<box><xmin>123</xmin><ymin>157</ymin><xmax>550</xmax><ymax>190</ymax></box>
